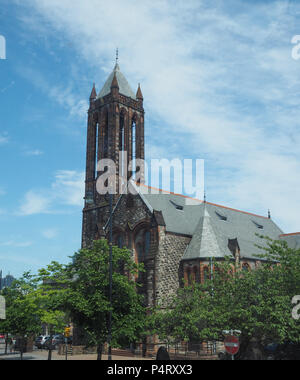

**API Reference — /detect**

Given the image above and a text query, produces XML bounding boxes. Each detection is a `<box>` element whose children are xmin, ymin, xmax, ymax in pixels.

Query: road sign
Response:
<box><xmin>224</xmin><ymin>335</ymin><xmax>239</xmax><ymax>356</ymax></box>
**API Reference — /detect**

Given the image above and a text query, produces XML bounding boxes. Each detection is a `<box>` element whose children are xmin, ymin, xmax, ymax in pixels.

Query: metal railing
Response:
<box><xmin>119</xmin><ymin>341</ymin><xmax>224</xmax><ymax>360</ymax></box>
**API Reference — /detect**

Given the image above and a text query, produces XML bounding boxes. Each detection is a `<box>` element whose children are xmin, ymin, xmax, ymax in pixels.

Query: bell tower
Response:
<box><xmin>82</xmin><ymin>60</ymin><xmax>145</xmax><ymax>248</ymax></box>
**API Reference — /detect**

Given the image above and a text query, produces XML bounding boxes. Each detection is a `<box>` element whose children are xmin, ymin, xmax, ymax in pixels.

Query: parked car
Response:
<box><xmin>0</xmin><ymin>334</ymin><xmax>5</xmax><ymax>344</ymax></box>
<box><xmin>44</xmin><ymin>335</ymin><xmax>64</xmax><ymax>350</ymax></box>
<box><xmin>43</xmin><ymin>335</ymin><xmax>73</xmax><ymax>350</ymax></box>
<box><xmin>35</xmin><ymin>335</ymin><xmax>50</xmax><ymax>349</ymax></box>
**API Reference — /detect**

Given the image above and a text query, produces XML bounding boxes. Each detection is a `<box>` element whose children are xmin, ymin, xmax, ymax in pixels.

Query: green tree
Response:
<box><xmin>0</xmin><ymin>270</ymin><xmax>68</xmax><ymax>359</ymax></box>
<box><xmin>38</xmin><ymin>239</ymin><xmax>146</xmax><ymax>360</ymax></box>
<box><xmin>0</xmin><ymin>273</ymin><xmax>42</xmax><ymax>359</ymax></box>
<box><xmin>150</xmin><ymin>238</ymin><xmax>300</xmax><ymax>359</ymax></box>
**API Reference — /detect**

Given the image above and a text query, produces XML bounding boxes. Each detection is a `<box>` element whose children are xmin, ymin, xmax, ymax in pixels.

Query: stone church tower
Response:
<box><xmin>82</xmin><ymin>60</ymin><xmax>292</xmax><ymax>311</ymax></box>
<box><xmin>82</xmin><ymin>62</ymin><xmax>145</xmax><ymax>248</ymax></box>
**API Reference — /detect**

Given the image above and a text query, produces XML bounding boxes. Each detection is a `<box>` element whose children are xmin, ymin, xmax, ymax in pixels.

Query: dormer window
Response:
<box><xmin>169</xmin><ymin>200</ymin><xmax>184</xmax><ymax>211</ymax></box>
<box><xmin>252</xmin><ymin>220</ymin><xmax>264</xmax><ymax>229</ymax></box>
<box><xmin>215</xmin><ymin>211</ymin><xmax>227</xmax><ymax>221</ymax></box>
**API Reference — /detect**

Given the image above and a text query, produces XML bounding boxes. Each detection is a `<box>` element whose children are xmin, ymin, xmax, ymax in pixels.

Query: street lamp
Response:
<box><xmin>107</xmin><ymin>192</ymin><xmax>113</xmax><ymax>360</ymax></box>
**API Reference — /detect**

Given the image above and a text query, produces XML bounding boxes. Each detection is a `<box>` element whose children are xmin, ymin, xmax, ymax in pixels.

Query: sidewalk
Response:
<box><xmin>0</xmin><ymin>350</ymin><xmax>153</xmax><ymax>360</ymax></box>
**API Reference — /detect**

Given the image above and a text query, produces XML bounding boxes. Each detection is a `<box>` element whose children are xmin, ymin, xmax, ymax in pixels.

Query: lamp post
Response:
<box><xmin>107</xmin><ymin>192</ymin><xmax>113</xmax><ymax>360</ymax></box>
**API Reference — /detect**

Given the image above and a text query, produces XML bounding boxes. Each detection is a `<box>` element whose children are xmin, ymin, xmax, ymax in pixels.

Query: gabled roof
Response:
<box><xmin>192</xmin><ymin>202</ymin><xmax>283</xmax><ymax>260</ymax></box>
<box><xmin>106</xmin><ymin>182</ymin><xmax>285</xmax><ymax>261</ymax></box>
<box><xmin>183</xmin><ymin>205</ymin><xmax>224</xmax><ymax>260</ymax></box>
<box><xmin>279</xmin><ymin>233</ymin><xmax>300</xmax><ymax>250</ymax></box>
<box><xmin>97</xmin><ymin>63</ymin><xmax>136</xmax><ymax>99</ymax></box>
<box><xmin>139</xmin><ymin>185</ymin><xmax>284</xmax><ymax>260</ymax></box>
<box><xmin>142</xmin><ymin>192</ymin><xmax>201</xmax><ymax>236</ymax></box>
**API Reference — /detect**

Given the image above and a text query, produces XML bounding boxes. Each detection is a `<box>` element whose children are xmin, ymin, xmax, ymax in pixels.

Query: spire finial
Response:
<box><xmin>204</xmin><ymin>191</ymin><xmax>207</xmax><ymax>203</ymax></box>
<box><xmin>116</xmin><ymin>48</ymin><xmax>119</xmax><ymax>64</ymax></box>
<box><xmin>89</xmin><ymin>82</ymin><xmax>97</xmax><ymax>100</ymax></box>
<box><xmin>268</xmin><ymin>209</ymin><xmax>271</xmax><ymax>219</ymax></box>
<box><xmin>136</xmin><ymin>82</ymin><xmax>143</xmax><ymax>101</ymax></box>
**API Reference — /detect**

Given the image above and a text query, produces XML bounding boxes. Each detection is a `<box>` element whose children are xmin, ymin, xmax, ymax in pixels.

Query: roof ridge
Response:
<box><xmin>279</xmin><ymin>232</ymin><xmax>300</xmax><ymax>237</ymax></box>
<box><xmin>137</xmin><ymin>182</ymin><xmax>270</xmax><ymax>220</ymax></box>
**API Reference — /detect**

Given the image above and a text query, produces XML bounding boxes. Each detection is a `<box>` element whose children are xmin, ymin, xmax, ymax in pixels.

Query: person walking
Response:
<box><xmin>11</xmin><ymin>337</ymin><xmax>16</xmax><ymax>353</ymax></box>
<box><xmin>7</xmin><ymin>337</ymin><xmax>13</xmax><ymax>353</ymax></box>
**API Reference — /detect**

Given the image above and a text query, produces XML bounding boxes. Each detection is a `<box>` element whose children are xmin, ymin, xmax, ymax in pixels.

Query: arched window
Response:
<box><xmin>103</xmin><ymin>112</ymin><xmax>109</xmax><ymax>159</ymax></box>
<box><xmin>136</xmin><ymin>243</ymin><xmax>143</xmax><ymax>263</ymax></box>
<box><xmin>134</xmin><ymin>227</ymin><xmax>151</xmax><ymax>263</ymax></box>
<box><xmin>119</xmin><ymin>113</ymin><xmax>125</xmax><ymax>179</ymax></box>
<box><xmin>113</xmin><ymin>232</ymin><xmax>124</xmax><ymax>249</ymax></box>
<box><xmin>117</xmin><ymin>234</ymin><xmax>124</xmax><ymax>249</ymax></box>
<box><xmin>203</xmin><ymin>266</ymin><xmax>210</xmax><ymax>283</ymax></box>
<box><xmin>145</xmin><ymin>231</ymin><xmax>150</xmax><ymax>256</ymax></box>
<box><xmin>186</xmin><ymin>268</ymin><xmax>191</xmax><ymax>286</ymax></box>
<box><xmin>131</xmin><ymin>119</ymin><xmax>136</xmax><ymax>179</ymax></box>
<box><xmin>242</xmin><ymin>263</ymin><xmax>251</xmax><ymax>272</ymax></box>
<box><xmin>95</xmin><ymin>123</ymin><xmax>99</xmax><ymax>177</ymax></box>
<box><xmin>193</xmin><ymin>267</ymin><xmax>198</xmax><ymax>283</ymax></box>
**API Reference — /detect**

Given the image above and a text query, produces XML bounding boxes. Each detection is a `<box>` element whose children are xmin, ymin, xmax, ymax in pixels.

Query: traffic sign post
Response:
<box><xmin>224</xmin><ymin>334</ymin><xmax>240</xmax><ymax>360</ymax></box>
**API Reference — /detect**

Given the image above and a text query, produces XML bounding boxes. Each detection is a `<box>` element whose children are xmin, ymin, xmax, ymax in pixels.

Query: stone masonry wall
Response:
<box><xmin>155</xmin><ymin>229</ymin><xmax>191</xmax><ymax>307</ymax></box>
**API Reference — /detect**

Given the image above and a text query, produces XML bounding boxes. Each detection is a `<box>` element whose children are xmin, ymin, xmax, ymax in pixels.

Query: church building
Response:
<box><xmin>82</xmin><ymin>61</ymin><xmax>300</xmax><ymax>309</ymax></box>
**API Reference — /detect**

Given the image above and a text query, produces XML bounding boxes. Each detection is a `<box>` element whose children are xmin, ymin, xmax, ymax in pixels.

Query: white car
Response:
<box><xmin>35</xmin><ymin>335</ymin><xmax>50</xmax><ymax>349</ymax></box>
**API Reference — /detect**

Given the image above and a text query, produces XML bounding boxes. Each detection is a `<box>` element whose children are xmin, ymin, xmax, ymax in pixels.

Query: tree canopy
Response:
<box><xmin>149</xmin><ymin>237</ymin><xmax>300</xmax><ymax>358</ymax></box>
<box><xmin>36</xmin><ymin>239</ymin><xmax>147</xmax><ymax>358</ymax></box>
<box><xmin>0</xmin><ymin>239</ymin><xmax>147</xmax><ymax>360</ymax></box>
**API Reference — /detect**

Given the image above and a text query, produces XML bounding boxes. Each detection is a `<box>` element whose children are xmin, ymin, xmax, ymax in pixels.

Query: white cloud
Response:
<box><xmin>0</xmin><ymin>240</ymin><xmax>33</xmax><ymax>248</ymax></box>
<box><xmin>16</xmin><ymin>65</ymin><xmax>89</xmax><ymax>120</ymax></box>
<box><xmin>0</xmin><ymin>134</ymin><xmax>9</xmax><ymax>145</ymax></box>
<box><xmin>18</xmin><ymin>190</ymin><xmax>51</xmax><ymax>216</ymax></box>
<box><xmin>42</xmin><ymin>228</ymin><xmax>58</xmax><ymax>239</ymax></box>
<box><xmin>0</xmin><ymin>81</ymin><xmax>15</xmax><ymax>94</ymax></box>
<box><xmin>17</xmin><ymin>170</ymin><xmax>85</xmax><ymax>215</ymax></box>
<box><xmin>52</xmin><ymin>170</ymin><xmax>85</xmax><ymax>207</ymax></box>
<box><xmin>24</xmin><ymin>149</ymin><xmax>44</xmax><ymax>156</ymax></box>
<box><xmin>16</xmin><ymin>0</ymin><xmax>300</xmax><ymax>232</ymax></box>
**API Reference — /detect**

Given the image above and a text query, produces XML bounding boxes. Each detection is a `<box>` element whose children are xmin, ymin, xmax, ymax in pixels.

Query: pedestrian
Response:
<box><xmin>156</xmin><ymin>346</ymin><xmax>170</xmax><ymax>360</ymax></box>
<box><xmin>11</xmin><ymin>337</ymin><xmax>16</xmax><ymax>353</ymax></box>
<box><xmin>8</xmin><ymin>337</ymin><xmax>13</xmax><ymax>353</ymax></box>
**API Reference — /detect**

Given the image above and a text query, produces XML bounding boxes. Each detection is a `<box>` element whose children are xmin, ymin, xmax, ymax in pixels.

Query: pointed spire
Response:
<box><xmin>113</xmin><ymin>48</ymin><xmax>120</xmax><ymax>72</ymax></box>
<box><xmin>136</xmin><ymin>83</ymin><xmax>143</xmax><ymax>101</ymax></box>
<box><xmin>111</xmin><ymin>71</ymin><xmax>119</xmax><ymax>90</ymax></box>
<box><xmin>89</xmin><ymin>83</ymin><xmax>97</xmax><ymax>100</ymax></box>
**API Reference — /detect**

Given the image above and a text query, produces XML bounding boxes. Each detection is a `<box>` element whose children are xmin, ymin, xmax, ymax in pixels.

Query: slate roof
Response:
<box><xmin>109</xmin><ymin>181</ymin><xmax>288</xmax><ymax>262</ymax></box>
<box><xmin>279</xmin><ymin>233</ymin><xmax>300</xmax><ymax>250</ymax></box>
<box><xmin>137</xmin><ymin>184</ymin><xmax>284</xmax><ymax>261</ymax></box>
<box><xmin>97</xmin><ymin>63</ymin><xmax>136</xmax><ymax>99</ymax></box>
<box><xmin>182</xmin><ymin>202</ymin><xmax>283</xmax><ymax>260</ymax></box>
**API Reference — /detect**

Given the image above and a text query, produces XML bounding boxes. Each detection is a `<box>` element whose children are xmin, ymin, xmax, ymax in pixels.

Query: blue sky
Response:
<box><xmin>0</xmin><ymin>0</ymin><xmax>300</xmax><ymax>278</ymax></box>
